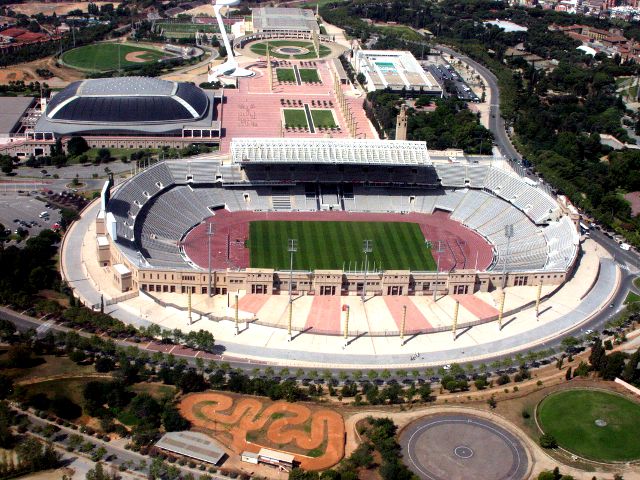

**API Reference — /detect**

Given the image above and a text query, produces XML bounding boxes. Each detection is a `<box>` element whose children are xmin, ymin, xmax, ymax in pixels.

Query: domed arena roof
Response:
<box><xmin>46</xmin><ymin>77</ymin><xmax>209</xmax><ymax>123</ymax></box>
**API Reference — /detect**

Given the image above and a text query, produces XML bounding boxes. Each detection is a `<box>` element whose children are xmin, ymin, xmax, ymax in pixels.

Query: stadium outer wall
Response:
<box><xmin>98</xmin><ymin>212</ymin><xmax>574</xmax><ymax>299</ymax></box>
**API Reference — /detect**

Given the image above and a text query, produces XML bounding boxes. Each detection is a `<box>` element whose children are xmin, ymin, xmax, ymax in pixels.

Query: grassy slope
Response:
<box><xmin>538</xmin><ymin>390</ymin><xmax>640</xmax><ymax>461</ymax></box>
<box><xmin>249</xmin><ymin>220</ymin><xmax>436</xmax><ymax>271</ymax></box>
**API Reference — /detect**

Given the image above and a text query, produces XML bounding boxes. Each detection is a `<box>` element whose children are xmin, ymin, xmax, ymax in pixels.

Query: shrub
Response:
<box><xmin>539</xmin><ymin>434</ymin><xmax>558</xmax><ymax>449</ymax></box>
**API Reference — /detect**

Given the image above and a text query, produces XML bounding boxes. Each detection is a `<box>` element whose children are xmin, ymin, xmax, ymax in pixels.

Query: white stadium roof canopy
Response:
<box><xmin>230</xmin><ymin>138</ymin><xmax>431</xmax><ymax>166</ymax></box>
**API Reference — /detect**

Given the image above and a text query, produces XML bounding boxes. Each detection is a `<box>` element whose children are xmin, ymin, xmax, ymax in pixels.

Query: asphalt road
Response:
<box><xmin>399</xmin><ymin>414</ymin><xmax>529</xmax><ymax>480</ymax></box>
<box><xmin>435</xmin><ymin>45</ymin><xmax>520</xmax><ymax>162</ymax></box>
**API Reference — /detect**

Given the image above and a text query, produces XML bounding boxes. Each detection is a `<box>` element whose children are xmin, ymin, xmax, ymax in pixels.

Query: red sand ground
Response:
<box><xmin>303</xmin><ymin>296</ymin><xmax>341</xmax><ymax>333</ymax></box>
<box><xmin>452</xmin><ymin>294</ymin><xmax>499</xmax><ymax>319</ymax></box>
<box><xmin>181</xmin><ymin>210</ymin><xmax>494</xmax><ymax>272</ymax></box>
<box><xmin>384</xmin><ymin>296</ymin><xmax>433</xmax><ymax>331</ymax></box>
<box><xmin>180</xmin><ymin>392</ymin><xmax>345</xmax><ymax>471</ymax></box>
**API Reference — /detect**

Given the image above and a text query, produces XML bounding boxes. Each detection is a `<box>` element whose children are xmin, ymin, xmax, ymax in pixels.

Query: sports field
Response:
<box><xmin>537</xmin><ymin>389</ymin><xmax>640</xmax><ymax>462</ymax></box>
<box><xmin>61</xmin><ymin>43</ymin><xmax>167</xmax><ymax>72</ymax></box>
<box><xmin>248</xmin><ymin>220</ymin><xmax>436</xmax><ymax>271</ymax></box>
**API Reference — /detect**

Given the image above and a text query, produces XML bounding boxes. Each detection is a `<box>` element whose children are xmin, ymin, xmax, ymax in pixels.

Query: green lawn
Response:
<box><xmin>283</xmin><ymin>109</ymin><xmax>309</xmax><ymax>129</ymax></box>
<box><xmin>276</xmin><ymin>68</ymin><xmax>296</xmax><ymax>83</ymax></box>
<box><xmin>248</xmin><ymin>220</ymin><xmax>436</xmax><ymax>271</ymax></box>
<box><xmin>633</xmin><ymin>277</ymin><xmax>640</xmax><ymax>289</ymax></box>
<box><xmin>538</xmin><ymin>389</ymin><xmax>640</xmax><ymax>462</ymax></box>
<box><xmin>299</xmin><ymin>68</ymin><xmax>320</xmax><ymax>83</ymax></box>
<box><xmin>61</xmin><ymin>43</ymin><xmax>167</xmax><ymax>72</ymax></box>
<box><xmin>249</xmin><ymin>40</ymin><xmax>331</xmax><ymax>59</ymax></box>
<box><xmin>311</xmin><ymin>109</ymin><xmax>337</xmax><ymax>129</ymax></box>
<box><xmin>375</xmin><ymin>25</ymin><xmax>425</xmax><ymax>42</ymax></box>
<box><xmin>625</xmin><ymin>291</ymin><xmax>640</xmax><ymax>304</ymax></box>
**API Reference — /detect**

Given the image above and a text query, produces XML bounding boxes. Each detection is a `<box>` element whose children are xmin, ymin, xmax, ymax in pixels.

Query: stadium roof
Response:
<box><xmin>230</xmin><ymin>138</ymin><xmax>431</xmax><ymax>166</ymax></box>
<box><xmin>252</xmin><ymin>7</ymin><xmax>319</xmax><ymax>33</ymax></box>
<box><xmin>44</xmin><ymin>77</ymin><xmax>208</xmax><ymax>123</ymax></box>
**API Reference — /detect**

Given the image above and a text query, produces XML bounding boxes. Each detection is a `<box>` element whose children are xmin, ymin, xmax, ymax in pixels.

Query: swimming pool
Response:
<box><xmin>376</xmin><ymin>61</ymin><xmax>397</xmax><ymax>73</ymax></box>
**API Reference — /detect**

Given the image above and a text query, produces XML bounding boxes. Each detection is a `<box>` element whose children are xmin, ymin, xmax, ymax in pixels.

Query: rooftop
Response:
<box><xmin>252</xmin><ymin>7</ymin><xmax>319</xmax><ymax>33</ymax></box>
<box><xmin>0</xmin><ymin>96</ymin><xmax>35</xmax><ymax>135</ymax></box>
<box><xmin>155</xmin><ymin>431</ymin><xmax>225</xmax><ymax>465</ymax></box>
<box><xmin>231</xmin><ymin>138</ymin><xmax>431</xmax><ymax>166</ymax></box>
<box><xmin>79</xmin><ymin>77</ymin><xmax>176</xmax><ymax>97</ymax></box>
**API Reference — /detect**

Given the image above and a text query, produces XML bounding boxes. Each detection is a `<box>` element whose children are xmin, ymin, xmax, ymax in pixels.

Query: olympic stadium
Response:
<box><xmin>103</xmin><ymin>138</ymin><xmax>578</xmax><ymax>291</ymax></box>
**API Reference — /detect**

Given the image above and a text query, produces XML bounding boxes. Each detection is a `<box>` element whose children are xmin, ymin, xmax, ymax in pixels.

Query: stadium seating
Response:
<box><xmin>107</xmin><ymin>160</ymin><xmax>579</xmax><ymax>273</ymax></box>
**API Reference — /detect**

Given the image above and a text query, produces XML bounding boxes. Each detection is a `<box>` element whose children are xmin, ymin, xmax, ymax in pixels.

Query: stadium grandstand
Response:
<box><xmin>97</xmin><ymin>138</ymin><xmax>579</xmax><ymax>298</ymax></box>
<box><xmin>251</xmin><ymin>7</ymin><xmax>319</xmax><ymax>35</ymax></box>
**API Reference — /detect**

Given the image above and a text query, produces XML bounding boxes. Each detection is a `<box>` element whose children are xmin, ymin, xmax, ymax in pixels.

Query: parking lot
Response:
<box><xmin>425</xmin><ymin>61</ymin><xmax>480</xmax><ymax>102</ymax></box>
<box><xmin>0</xmin><ymin>192</ymin><xmax>62</xmax><ymax>237</ymax></box>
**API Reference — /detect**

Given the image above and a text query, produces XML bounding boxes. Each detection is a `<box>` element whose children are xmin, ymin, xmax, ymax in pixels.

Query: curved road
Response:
<box><xmin>435</xmin><ymin>45</ymin><xmax>521</xmax><ymax>162</ymax></box>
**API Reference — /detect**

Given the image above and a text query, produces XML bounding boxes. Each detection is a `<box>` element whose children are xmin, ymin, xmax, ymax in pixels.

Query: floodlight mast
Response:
<box><xmin>502</xmin><ymin>224</ymin><xmax>514</xmax><ymax>289</ymax></box>
<box><xmin>362</xmin><ymin>239</ymin><xmax>373</xmax><ymax>302</ymax></box>
<box><xmin>287</xmin><ymin>238</ymin><xmax>297</xmax><ymax>341</ymax></box>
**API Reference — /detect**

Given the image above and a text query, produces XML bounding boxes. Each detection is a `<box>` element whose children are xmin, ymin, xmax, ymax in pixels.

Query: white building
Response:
<box><xmin>352</xmin><ymin>49</ymin><xmax>442</xmax><ymax>95</ymax></box>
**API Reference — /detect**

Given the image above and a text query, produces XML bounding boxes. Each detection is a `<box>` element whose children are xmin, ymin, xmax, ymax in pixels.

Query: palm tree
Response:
<box><xmin>367</xmin><ymin>370</ymin><xmax>378</xmax><ymax>380</ymax></box>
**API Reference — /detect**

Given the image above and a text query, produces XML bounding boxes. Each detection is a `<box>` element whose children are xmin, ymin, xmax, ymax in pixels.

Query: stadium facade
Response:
<box><xmin>95</xmin><ymin>138</ymin><xmax>580</xmax><ymax>297</ymax></box>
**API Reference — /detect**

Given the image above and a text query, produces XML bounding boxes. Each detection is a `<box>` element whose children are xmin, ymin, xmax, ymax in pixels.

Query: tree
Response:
<box><xmin>96</xmin><ymin>148</ymin><xmax>111</xmax><ymax>163</ymax></box>
<box><xmin>602</xmin><ymin>352</ymin><xmax>627</xmax><ymax>380</ymax></box>
<box><xmin>86</xmin><ymin>462</ymin><xmax>115</xmax><ymax>480</ymax></box>
<box><xmin>95</xmin><ymin>356</ymin><xmax>115</xmax><ymax>373</ymax></box>
<box><xmin>0</xmin><ymin>157</ymin><xmax>13</xmax><ymax>175</ymax></box>
<box><xmin>177</xmin><ymin>370</ymin><xmax>208</xmax><ymax>393</ymax></box>
<box><xmin>589</xmin><ymin>340</ymin><xmax>606</xmax><ymax>372</ymax></box>
<box><xmin>565</xmin><ymin>366</ymin><xmax>572</xmax><ymax>380</ymax></box>
<box><xmin>162</xmin><ymin>405</ymin><xmax>190</xmax><ymax>431</ymax></box>
<box><xmin>66</xmin><ymin>136</ymin><xmax>89</xmax><ymax>157</ymax></box>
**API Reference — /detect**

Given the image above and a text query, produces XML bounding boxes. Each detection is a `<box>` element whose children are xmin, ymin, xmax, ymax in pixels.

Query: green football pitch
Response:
<box><xmin>537</xmin><ymin>389</ymin><xmax>640</xmax><ymax>461</ymax></box>
<box><xmin>61</xmin><ymin>43</ymin><xmax>167</xmax><ymax>72</ymax></box>
<box><xmin>248</xmin><ymin>221</ymin><xmax>436</xmax><ymax>271</ymax></box>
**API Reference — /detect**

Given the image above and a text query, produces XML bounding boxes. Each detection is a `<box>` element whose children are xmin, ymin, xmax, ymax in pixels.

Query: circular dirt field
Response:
<box><xmin>400</xmin><ymin>414</ymin><xmax>528</xmax><ymax>480</ymax></box>
<box><xmin>537</xmin><ymin>389</ymin><xmax>640</xmax><ymax>462</ymax></box>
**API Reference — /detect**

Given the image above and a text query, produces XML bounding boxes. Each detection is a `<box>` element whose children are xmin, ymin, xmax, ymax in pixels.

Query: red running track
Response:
<box><xmin>384</xmin><ymin>296</ymin><xmax>433</xmax><ymax>331</ymax></box>
<box><xmin>181</xmin><ymin>209</ymin><xmax>494</xmax><ymax>272</ymax></box>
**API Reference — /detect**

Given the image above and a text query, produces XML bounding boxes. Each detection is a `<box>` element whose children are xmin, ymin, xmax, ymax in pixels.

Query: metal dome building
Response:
<box><xmin>34</xmin><ymin>77</ymin><xmax>222</xmax><ymax>147</ymax></box>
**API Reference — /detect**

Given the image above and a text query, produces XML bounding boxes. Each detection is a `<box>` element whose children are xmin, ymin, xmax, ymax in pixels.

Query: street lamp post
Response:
<box><xmin>362</xmin><ymin>239</ymin><xmax>373</xmax><ymax>302</ymax></box>
<box><xmin>288</xmin><ymin>238</ymin><xmax>297</xmax><ymax>341</ymax></box>
<box><xmin>502</xmin><ymin>224</ymin><xmax>514</xmax><ymax>289</ymax></box>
